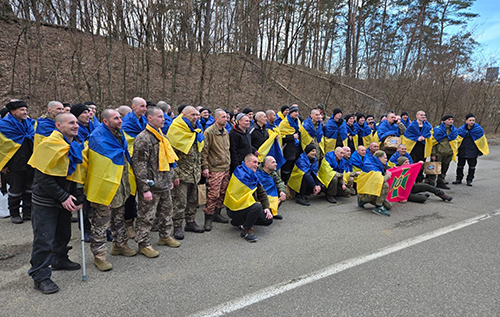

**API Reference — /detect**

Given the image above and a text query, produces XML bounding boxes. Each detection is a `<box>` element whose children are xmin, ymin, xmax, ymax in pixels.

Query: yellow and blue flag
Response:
<box><xmin>0</xmin><ymin>115</ymin><xmax>34</xmax><ymax>170</ymax></box>
<box><xmin>122</xmin><ymin>111</ymin><xmax>147</xmax><ymax>154</ymax></box>
<box><xmin>354</xmin><ymin>122</ymin><xmax>372</xmax><ymax>146</ymax></box>
<box><xmin>256</xmin><ymin>169</ymin><xmax>279</xmax><ymax>216</ymax></box>
<box><xmin>167</xmin><ymin>114</ymin><xmax>205</xmax><ymax>154</ymax></box>
<box><xmin>401</xmin><ymin>120</ymin><xmax>433</xmax><ymax>158</ymax></box>
<box><xmin>85</xmin><ymin>124</ymin><xmax>132</xmax><ymax>205</ymax></box>
<box><xmin>28</xmin><ymin>130</ymin><xmax>84</xmax><ymax>183</ymax></box>
<box><xmin>300</xmin><ymin>117</ymin><xmax>324</xmax><ymax>154</ymax></box>
<box><xmin>224</xmin><ymin>164</ymin><xmax>259</xmax><ymax>211</ymax></box>
<box><xmin>257</xmin><ymin>129</ymin><xmax>285</xmax><ymax>170</ymax></box>
<box><xmin>278</xmin><ymin>114</ymin><xmax>301</xmax><ymax>136</ymax></box>
<box><xmin>145</xmin><ymin>124</ymin><xmax>178</xmax><ymax>171</ymax></box>
<box><xmin>455</xmin><ymin>123</ymin><xmax>489</xmax><ymax>157</ymax></box>
<box><xmin>323</xmin><ymin>117</ymin><xmax>348</xmax><ymax>153</ymax></box>
<box><xmin>357</xmin><ymin>171</ymin><xmax>384</xmax><ymax>196</ymax></box>
<box><xmin>317</xmin><ymin>151</ymin><xmax>347</xmax><ymax>187</ymax></box>
<box><xmin>288</xmin><ymin>152</ymin><xmax>318</xmax><ymax>193</ymax></box>
<box><xmin>275</xmin><ymin>111</ymin><xmax>286</xmax><ymax>127</ymax></box>
<box><xmin>376</xmin><ymin>120</ymin><xmax>400</xmax><ymax>142</ymax></box>
<box><xmin>34</xmin><ymin>118</ymin><xmax>56</xmax><ymax>148</ymax></box>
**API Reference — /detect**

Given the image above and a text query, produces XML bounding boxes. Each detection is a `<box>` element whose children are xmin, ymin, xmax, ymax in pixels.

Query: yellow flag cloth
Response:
<box><xmin>357</xmin><ymin>171</ymin><xmax>384</xmax><ymax>196</ymax></box>
<box><xmin>223</xmin><ymin>165</ymin><xmax>258</xmax><ymax>211</ymax></box>
<box><xmin>317</xmin><ymin>159</ymin><xmax>335</xmax><ymax>187</ymax></box>
<box><xmin>0</xmin><ymin>132</ymin><xmax>21</xmax><ymax>170</ymax></box>
<box><xmin>146</xmin><ymin>124</ymin><xmax>178</xmax><ymax>172</ymax></box>
<box><xmin>167</xmin><ymin>115</ymin><xmax>205</xmax><ymax>154</ymax></box>
<box><xmin>287</xmin><ymin>167</ymin><xmax>305</xmax><ymax>193</ymax></box>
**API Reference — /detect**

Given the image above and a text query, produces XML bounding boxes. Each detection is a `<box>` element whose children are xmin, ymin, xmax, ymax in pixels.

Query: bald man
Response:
<box><xmin>250</xmin><ymin>111</ymin><xmax>269</xmax><ymax>150</ymax></box>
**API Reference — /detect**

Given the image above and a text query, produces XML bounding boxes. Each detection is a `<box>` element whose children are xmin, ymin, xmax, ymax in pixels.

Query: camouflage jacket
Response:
<box><xmin>132</xmin><ymin>128</ymin><xmax>175</xmax><ymax>193</ymax></box>
<box><xmin>174</xmin><ymin>141</ymin><xmax>201</xmax><ymax>184</ymax></box>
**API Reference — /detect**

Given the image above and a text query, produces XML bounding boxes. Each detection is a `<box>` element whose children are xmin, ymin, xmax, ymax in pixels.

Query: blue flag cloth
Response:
<box><xmin>77</xmin><ymin>121</ymin><xmax>94</xmax><ymax>142</ymax></box>
<box><xmin>183</xmin><ymin>117</ymin><xmax>205</xmax><ymax>145</ymax></box>
<box><xmin>200</xmin><ymin>115</ymin><xmax>215</xmax><ymax>131</ymax></box>
<box><xmin>354</xmin><ymin>122</ymin><xmax>371</xmax><ymax>138</ymax></box>
<box><xmin>161</xmin><ymin>113</ymin><xmax>173</xmax><ymax>135</ymax></box>
<box><xmin>433</xmin><ymin>122</ymin><xmax>458</xmax><ymax>143</ymax></box>
<box><xmin>58</xmin><ymin>131</ymin><xmax>84</xmax><ymax>175</ymax></box>
<box><xmin>0</xmin><ymin>114</ymin><xmax>35</xmax><ymax>144</ymax></box>
<box><xmin>389</xmin><ymin>151</ymin><xmax>413</xmax><ymax>165</ymax></box>
<box><xmin>225</xmin><ymin>122</ymin><xmax>232</xmax><ymax>132</ymax></box>
<box><xmin>121</xmin><ymin>112</ymin><xmax>147</xmax><ymax>138</ymax></box>
<box><xmin>35</xmin><ymin>118</ymin><xmax>56</xmax><ymax>137</ymax></box>
<box><xmin>350</xmin><ymin>151</ymin><xmax>365</xmax><ymax>169</ymax></box>
<box><xmin>401</xmin><ymin>117</ymin><xmax>411</xmax><ymax>128</ymax></box>
<box><xmin>296</xmin><ymin>152</ymin><xmax>318</xmax><ymax>175</ymax></box>
<box><xmin>376</xmin><ymin>120</ymin><xmax>400</xmax><ymax>140</ymax></box>
<box><xmin>404</xmin><ymin>120</ymin><xmax>432</xmax><ymax>142</ymax></box>
<box><xmin>233</xmin><ymin>163</ymin><xmax>259</xmax><ymax>190</ymax></box>
<box><xmin>324</xmin><ymin>117</ymin><xmax>348</xmax><ymax>141</ymax></box>
<box><xmin>89</xmin><ymin>124</ymin><xmax>131</xmax><ymax>165</ymax></box>
<box><xmin>266</xmin><ymin>122</ymin><xmax>278</xmax><ymax>130</ymax></box>
<box><xmin>256</xmin><ymin>169</ymin><xmax>278</xmax><ymax>197</ymax></box>
<box><xmin>361</xmin><ymin>155</ymin><xmax>386</xmax><ymax>174</ymax></box>
<box><xmin>324</xmin><ymin>151</ymin><xmax>347</xmax><ymax>173</ymax></box>
<box><xmin>302</xmin><ymin>117</ymin><xmax>323</xmax><ymax>143</ymax></box>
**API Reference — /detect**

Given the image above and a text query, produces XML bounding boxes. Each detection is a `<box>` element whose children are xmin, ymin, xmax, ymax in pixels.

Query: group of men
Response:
<box><xmin>0</xmin><ymin>99</ymin><xmax>489</xmax><ymax>295</ymax></box>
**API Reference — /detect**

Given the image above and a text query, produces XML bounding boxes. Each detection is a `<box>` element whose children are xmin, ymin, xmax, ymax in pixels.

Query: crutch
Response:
<box><xmin>78</xmin><ymin>207</ymin><xmax>87</xmax><ymax>281</ymax></box>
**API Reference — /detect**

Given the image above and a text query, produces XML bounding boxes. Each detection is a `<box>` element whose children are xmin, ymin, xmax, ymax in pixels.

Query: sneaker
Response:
<box><xmin>34</xmin><ymin>279</ymin><xmax>59</xmax><ymax>294</ymax></box>
<box><xmin>295</xmin><ymin>195</ymin><xmax>310</xmax><ymax>206</ymax></box>
<box><xmin>452</xmin><ymin>180</ymin><xmax>462</xmax><ymax>185</ymax></box>
<box><xmin>372</xmin><ymin>206</ymin><xmax>390</xmax><ymax>217</ymax></box>
<box><xmin>357</xmin><ymin>197</ymin><xmax>365</xmax><ymax>208</ymax></box>
<box><xmin>240</xmin><ymin>229</ymin><xmax>258</xmax><ymax>242</ymax></box>
<box><xmin>466</xmin><ymin>181</ymin><xmax>473</xmax><ymax>187</ymax></box>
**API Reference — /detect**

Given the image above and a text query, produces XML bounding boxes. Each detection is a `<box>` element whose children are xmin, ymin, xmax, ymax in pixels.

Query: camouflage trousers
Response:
<box><xmin>135</xmin><ymin>190</ymin><xmax>173</xmax><ymax>248</ymax></box>
<box><xmin>203</xmin><ymin>171</ymin><xmax>230</xmax><ymax>215</ymax></box>
<box><xmin>172</xmin><ymin>181</ymin><xmax>198</xmax><ymax>227</ymax></box>
<box><xmin>426</xmin><ymin>154</ymin><xmax>453</xmax><ymax>185</ymax></box>
<box><xmin>90</xmin><ymin>203</ymin><xmax>127</xmax><ymax>255</ymax></box>
<box><xmin>359</xmin><ymin>181</ymin><xmax>392</xmax><ymax>210</ymax></box>
<box><xmin>326</xmin><ymin>175</ymin><xmax>355</xmax><ymax>197</ymax></box>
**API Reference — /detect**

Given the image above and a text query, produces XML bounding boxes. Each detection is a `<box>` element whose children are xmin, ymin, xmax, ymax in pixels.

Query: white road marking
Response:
<box><xmin>189</xmin><ymin>210</ymin><xmax>500</xmax><ymax>317</ymax></box>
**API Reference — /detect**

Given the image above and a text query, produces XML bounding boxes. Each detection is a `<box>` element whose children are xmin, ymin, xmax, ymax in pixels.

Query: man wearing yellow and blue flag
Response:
<box><xmin>323</xmin><ymin>108</ymin><xmax>348</xmax><ymax>153</ymax></box>
<box><xmin>132</xmin><ymin>107</ymin><xmax>180</xmax><ymax>258</ymax></box>
<box><xmin>34</xmin><ymin>101</ymin><xmax>65</xmax><ymax>148</ymax></box>
<box><xmin>288</xmin><ymin>144</ymin><xmax>321</xmax><ymax>206</ymax></box>
<box><xmin>376</xmin><ymin>112</ymin><xmax>404</xmax><ymax>158</ymax></box>
<box><xmin>353</xmin><ymin>113</ymin><xmax>372</xmax><ymax>147</ymax></box>
<box><xmin>0</xmin><ymin>100</ymin><xmax>35</xmax><ymax>224</ymax></box>
<box><xmin>300</xmin><ymin>109</ymin><xmax>323</xmax><ymax>160</ymax></box>
<box><xmin>157</xmin><ymin>101</ymin><xmax>173</xmax><ymax>134</ymax></box>
<box><xmin>70</xmin><ymin>103</ymin><xmax>95</xmax><ymax>143</ymax></box>
<box><xmin>274</xmin><ymin>105</ymin><xmax>289</xmax><ymax>127</ymax></box>
<box><xmin>256</xmin><ymin>156</ymin><xmax>287</xmax><ymax>220</ymax></box>
<box><xmin>85</xmin><ymin>101</ymin><xmax>100</xmax><ymax>127</ymax></box>
<box><xmin>358</xmin><ymin>150</ymin><xmax>392</xmax><ymax>216</ymax></box>
<box><xmin>279</xmin><ymin>105</ymin><xmax>302</xmax><ymax>184</ymax></box>
<box><xmin>224</xmin><ymin>154</ymin><xmax>273</xmax><ymax>242</ymax></box>
<box><xmin>87</xmin><ymin>109</ymin><xmax>137</xmax><ymax>272</ymax></box>
<box><xmin>167</xmin><ymin>106</ymin><xmax>206</xmax><ymax>240</ymax></box>
<box><xmin>265</xmin><ymin>110</ymin><xmax>278</xmax><ymax>131</ymax></box>
<box><xmin>28</xmin><ymin>112</ymin><xmax>86</xmax><ymax>294</ymax></box>
<box><xmin>199</xmin><ymin>107</ymin><xmax>215</xmax><ymax>131</ymax></box>
<box><xmin>427</xmin><ymin>115</ymin><xmax>457</xmax><ymax>189</ymax></box>
<box><xmin>317</xmin><ymin>147</ymin><xmax>355</xmax><ymax>204</ymax></box>
<box><xmin>121</xmin><ymin>97</ymin><xmax>147</xmax><ymax>239</ymax></box>
<box><xmin>452</xmin><ymin>113</ymin><xmax>489</xmax><ymax>187</ymax></box>
<box><xmin>401</xmin><ymin>110</ymin><xmax>433</xmax><ymax>183</ymax></box>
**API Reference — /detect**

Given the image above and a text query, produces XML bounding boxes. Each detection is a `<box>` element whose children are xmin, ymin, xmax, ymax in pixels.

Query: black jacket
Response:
<box><xmin>229</xmin><ymin>126</ymin><xmax>256</xmax><ymax>172</ymax></box>
<box><xmin>249</xmin><ymin>123</ymin><xmax>269</xmax><ymax>151</ymax></box>
<box><xmin>7</xmin><ymin>138</ymin><xmax>33</xmax><ymax>171</ymax></box>
<box><xmin>32</xmin><ymin>169</ymin><xmax>85</xmax><ymax>208</ymax></box>
<box><xmin>458</xmin><ymin>133</ymin><xmax>481</xmax><ymax>158</ymax></box>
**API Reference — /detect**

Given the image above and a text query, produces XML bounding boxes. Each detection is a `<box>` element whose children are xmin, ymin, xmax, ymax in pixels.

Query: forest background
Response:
<box><xmin>0</xmin><ymin>0</ymin><xmax>499</xmax><ymax>133</ymax></box>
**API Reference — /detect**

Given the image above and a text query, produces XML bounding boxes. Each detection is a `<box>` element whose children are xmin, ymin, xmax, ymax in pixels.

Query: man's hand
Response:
<box><xmin>279</xmin><ymin>192</ymin><xmax>287</xmax><ymax>202</ymax></box>
<box><xmin>386</xmin><ymin>171</ymin><xmax>392</xmax><ymax>178</ymax></box>
<box><xmin>313</xmin><ymin>185</ymin><xmax>321</xmax><ymax>195</ymax></box>
<box><xmin>418</xmin><ymin>136</ymin><xmax>425</xmax><ymax>142</ymax></box>
<box><xmin>254</xmin><ymin>151</ymin><xmax>260</xmax><ymax>156</ymax></box>
<box><xmin>62</xmin><ymin>195</ymin><xmax>79</xmax><ymax>212</ymax></box>
<box><xmin>264</xmin><ymin>208</ymin><xmax>273</xmax><ymax>219</ymax></box>
<box><xmin>431</xmin><ymin>156</ymin><xmax>436</xmax><ymax>161</ymax></box>
<box><xmin>143</xmin><ymin>191</ymin><xmax>153</xmax><ymax>201</ymax></box>
<box><xmin>342</xmin><ymin>184</ymin><xmax>347</xmax><ymax>191</ymax></box>
<box><xmin>1</xmin><ymin>167</ymin><xmax>8</xmax><ymax>174</ymax></box>
<box><xmin>293</xmin><ymin>133</ymin><xmax>299</xmax><ymax>140</ymax></box>
<box><xmin>202</xmin><ymin>169</ymin><xmax>210</xmax><ymax>178</ymax></box>
<box><xmin>173</xmin><ymin>178</ymin><xmax>180</xmax><ymax>187</ymax></box>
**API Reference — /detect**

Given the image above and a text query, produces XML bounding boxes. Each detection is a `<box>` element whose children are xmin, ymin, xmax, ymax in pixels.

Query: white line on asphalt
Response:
<box><xmin>189</xmin><ymin>210</ymin><xmax>500</xmax><ymax>317</ymax></box>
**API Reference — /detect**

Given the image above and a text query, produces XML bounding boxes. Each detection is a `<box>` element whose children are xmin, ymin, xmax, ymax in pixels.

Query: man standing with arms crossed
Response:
<box><xmin>201</xmin><ymin>109</ymin><xmax>231</xmax><ymax>231</ymax></box>
<box><xmin>133</xmin><ymin>107</ymin><xmax>180</xmax><ymax>257</ymax></box>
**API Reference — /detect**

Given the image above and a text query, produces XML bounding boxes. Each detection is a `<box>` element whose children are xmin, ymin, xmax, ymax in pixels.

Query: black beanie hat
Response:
<box><xmin>242</xmin><ymin>107</ymin><xmax>253</xmax><ymax>114</ymax></box>
<box><xmin>71</xmin><ymin>103</ymin><xmax>89</xmax><ymax>118</ymax></box>
<box><xmin>441</xmin><ymin>114</ymin><xmax>453</xmax><ymax>122</ymax></box>
<box><xmin>401</xmin><ymin>111</ymin><xmax>409</xmax><ymax>117</ymax></box>
<box><xmin>305</xmin><ymin>144</ymin><xmax>316</xmax><ymax>154</ymax></box>
<box><xmin>465</xmin><ymin>113</ymin><xmax>475</xmax><ymax>120</ymax></box>
<box><xmin>332</xmin><ymin>108</ymin><xmax>342</xmax><ymax>117</ymax></box>
<box><xmin>289</xmin><ymin>106</ymin><xmax>299</xmax><ymax>114</ymax></box>
<box><xmin>200</xmin><ymin>107</ymin><xmax>211</xmax><ymax>114</ymax></box>
<box><xmin>0</xmin><ymin>107</ymin><xmax>9</xmax><ymax>118</ymax></box>
<box><xmin>6</xmin><ymin>100</ymin><xmax>27</xmax><ymax>112</ymax></box>
<box><xmin>280</xmin><ymin>105</ymin><xmax>289</xmax><ymax>113</ymax></box>
<box><xmin>146</xmin><ymin>100</ymin><xmax>156</xmax><ymax>108</ymax></box>
<box><xmin>356</xmin><ymin>113</ymin><xmax>365</xmax><ymax>121</ymax></box>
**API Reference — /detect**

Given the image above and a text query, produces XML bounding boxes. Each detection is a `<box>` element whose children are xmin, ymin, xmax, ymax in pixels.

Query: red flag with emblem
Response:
<box><xmin>386</xmin><ymin>163</ymin><xmax>421</xmax><ymax>202</ymax></box>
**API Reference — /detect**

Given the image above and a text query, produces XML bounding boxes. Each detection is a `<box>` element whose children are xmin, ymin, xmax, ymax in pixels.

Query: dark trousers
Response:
<box><xmin>227</xmin><ymin>203</ymin><xmax>273</xmax><ymax>230</ymax></box>
<box><xmin>7</xmin><ymin>169</ymin><xmax>33</xmax><ymax>218</ymax></box>
<box><xmin>124</xmin><ymin>194</ymin><xmax>137</xmax><ymax>221</ymax></box>
<box><xmin>281</xmin><ymin>160</ymin><xmax>296</xmax><ymax>184</ymax></box>
<box><xmin>77</xmin><ymin>199</ymin><xmax>92</xmax><ymax>234</ymax></box>
<box><xmin>28</xmin><ymin>204</ymin><xmax>72</xmax><ymax>282</ymax></box>
<box><xmin>408</xmin><ymin>183</ymin><xmax>441</xmax><ymax>203</ymax></box>
<box><xmin>456</xmin><ymin>157</ymin><xmax>477</xmax><ymax>182</ymax></box>
<box><xmin>410</xmin><ymin>143</ymin><xmax>425</xmax><ymax>183</ymax></box>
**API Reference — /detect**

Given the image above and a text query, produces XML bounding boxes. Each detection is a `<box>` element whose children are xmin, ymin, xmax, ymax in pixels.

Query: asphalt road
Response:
<box><xmin>1</xmin><ymin>146</ymin><xmax>500</xmax><ymax>317</ymax></box>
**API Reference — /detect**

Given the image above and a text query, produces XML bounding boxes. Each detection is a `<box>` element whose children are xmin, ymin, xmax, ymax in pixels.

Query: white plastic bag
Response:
<box><xmin>0</xmin><ymin>194</ymin><xmax>9</xmax><ymax>218</ymax></box>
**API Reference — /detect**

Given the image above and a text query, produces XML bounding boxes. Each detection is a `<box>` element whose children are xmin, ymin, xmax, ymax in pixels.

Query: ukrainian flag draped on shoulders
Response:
<box><xmin>275</xmin><ymin>111</ymin><xmax>286</xmax><ymax>127</ymax></box>
<box><xmin>357</xmin><ymin>155</ymin><xmax>386</xmax><ymax>196</ymax></box>
<box><xmin>350</xmin><ymin>150</ymin><xmax>365</xmax><ymax>172</ymax></box>
<box><xmin>85</xmin><ymin>123</ymin><xmax>132</xmax><ymax>205</ymax></box>
<box><xmin>145</xmin><ymin>124</ymin><xmax>178</xmax><ymax>171</ymax></box>
<box><xmin>323</xmin><ymin>118</ymin><xmax>348</xmax><ymax>153</ymax></box>
<box><xmin>354</xmin><ymin>122</ymin><xmax>372</xmax><ymax>146</ymax></box>
<box><xmin>28</xmin><ymin>130</ymin><xmax>85</xmax><ymax>184</ymax></box>
<box><xmin>376</xmin><ymin>120</ymin><xmax>400</xmax><ymax>142</ymax></box>
<box><xmin>431</xmin><ymin>122</ymin><xmax>459</xmax><ymax>160</ymax></box>
<box><xmin>34</xmin><ymin>117</ymin><xmax>56</xmax><ymax>148</ymax></box>
<box><xmin>224</xmin><ymin>163</ymin><xmax>259</xmax><ymax>211</ymax></box>
<box><xmin>0</xmin><ymin>114</ymin><xmax>35</xmax><ymax>170</ymax></box>
<box><xmin>300</xmin><ymin>117</ymin><xmax>324</xmax><ymax>154</ymax></box>
<box><xmin>121</xmin><ymin>111</ymin><xmax>147</xmax><ymax>153</ymax></box>
<box><xmin>288</xmin><ymin>152</ymin><xmax>318</xmax><ymax>193</ymax></box>
<box><xmin>255</xmin><ymin>169</ymin><xmax>279</xmax><ymax>216</ymax></box>
<box><xmin>161</xmin><ymin>113</ymin><xmax>173</xmax><ymax>135</ymax></box>
<box><xmin>278</xmin><ymin>114</ymin><xmax>302</xmax><ymax>139</ymax></box>
<box><xmin>401</xmin><ymin>120</ymin><xmax>433</xmax><ymax>157</ymax></box>
<box><xmin>257</xmin><ymin>128</ymin><xmax>285</xmax><ymax>170</ymax></box>
<box><xmin>167</xmin><ymin>114</ymin><xmax>205</xmax><ymax>154</ymax></box>
<box><xmin>318</xmin><ymin>151</ymin><xmax>345</xmax><ymax>187</ymax></box>
<box><xmin>456</xmin><ymin>123</ymin><xmax>489</xmax><ymax>156</ymax></box>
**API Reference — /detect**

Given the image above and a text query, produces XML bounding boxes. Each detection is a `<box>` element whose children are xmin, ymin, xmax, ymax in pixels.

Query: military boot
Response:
<box><xmin>124</xmin><ymin>219</ymin><xmax>136</xmax><ymax>239</ymax></box>
<box><xmin>185</xmin><ymin>221</ymin><xmax>205</xmax><ymax>233</ymax></box>
<box><xmin>8</xmin><ymin>196</ymin><xmax>23</xmax><ymax>224</ymax></box>
<box><xmin>204</xmin><ymin>214</ymin><xmax>213</xmax><ymax>231</ymax></box>
<box><xmin>157</xmin><ymin>237</ymin><xmax>181</xmax><ymax>248</ymax></box>
<box><xmin>138</xmin><ymin>245</ymin><xmax>159</xmax><ymax>258</ymax></box>
<box><xmin>466</xmin><ymin>166</ymin><xmax>475</xmax><ymax>186</ymax></box>
<box><xmin>174</xmin><ymin>226</ymin><xmax>184</xmax><ymax>240</ymax></box>
<box><xmin>212</xmin><ymin>207</ymin><xmax>229</xmax><ymax>223</ymax></box>
<box><xmin>94</xmin><ymin>252</ymin><xmax>113</xmax><ymax>271</ymax></box>
<box><xmin>436</xmin><ymin>190</ymin><xmax>453</xmax><ymax>202</ymax></box>
<box><xmin>110</xmin><ymin>242</ymin><xmax>137</xmax><ymax>256</ymax></box>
